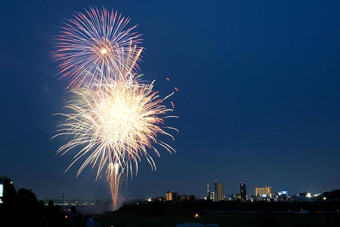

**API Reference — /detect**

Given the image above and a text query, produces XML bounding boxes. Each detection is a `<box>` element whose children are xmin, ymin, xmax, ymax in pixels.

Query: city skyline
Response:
<box><xmin>0</xmin><ymin>0</ymin><xmax>339</xmax><ymax>201</ymax></box>
<box><xmin>2</xmin><ymin>176</ymin><xmax>331</xmax><ymax>201</ymax></box>
<box><xmin>1</xmin><ymin>174</ymin><xmax>336</xmax><ymax>205</ymax></box>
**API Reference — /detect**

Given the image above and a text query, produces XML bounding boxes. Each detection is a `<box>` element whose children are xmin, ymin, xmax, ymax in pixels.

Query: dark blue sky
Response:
<box><xmin>0</xmin><ymin>0</ymin><xmax>339</xmax><ymax>200</ymax></box>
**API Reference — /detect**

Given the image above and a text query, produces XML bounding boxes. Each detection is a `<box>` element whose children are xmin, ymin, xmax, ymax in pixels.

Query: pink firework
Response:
<box><xmin>55</xmin><ymin>7</ymin><xmax>143</xmax><ymax>88</ymax></box>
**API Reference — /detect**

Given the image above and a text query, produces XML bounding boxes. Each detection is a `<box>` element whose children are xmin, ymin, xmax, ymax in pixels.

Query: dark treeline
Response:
<box><xmin>0</xmin><ymin>178</ymin><xmax>102</xmax><ymax>227</ymax></box>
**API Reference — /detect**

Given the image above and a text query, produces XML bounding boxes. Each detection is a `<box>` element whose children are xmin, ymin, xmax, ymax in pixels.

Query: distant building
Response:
<box><xmin>166</xmin><ymin>190</ymin><xmax>178</xmax><ymax>201</ymax></box>
<box><xmin>226</xmin><ymin>193</ymin><xmax>240</xmax><ymax>201</ymax></box>
<box><xmin>208</xmin><ymin>191</ymin><xmax>215</xmax><ymax>201</ymax></box>
<box><xmin>154</xmin><ymin>196</ymin><xmax>165</xmax><ymax>202</ymax></box>
<box><xmin>205</xmin><ymin>184</ymin><xmax>215</xmax><ymax>201</ymax></box>
<box><xmin>214</xmin><ymin>180</ymin><xmax>223</xmax><ymax>201</ymax></box>
<box><xmin>166</xmin><ymin>191</ymin><xmax>171</xmax><ymax>201</ymax></box>
<box><xmin>240</xmin><ymin>182</ymin><xmax>247</xmax><ymax>201</ymax></box>
<box><xmin>274</xmin><ymin>191</ymin><xmax>289</xmax><ymax>202</ymax></box>
<box><xmin>255</xmin><ymin>186</ymin><xmax>272</xmax><ymax>200</ymax></box>
<box><xmin>179</xmin><ymin>195</ymin><xmax>195</xmax><ymax>201</ymax></box>
<box><xmin>291</xmin><ymin>192</ymin><xmax>321</xmax><ymax>202</ymax></box>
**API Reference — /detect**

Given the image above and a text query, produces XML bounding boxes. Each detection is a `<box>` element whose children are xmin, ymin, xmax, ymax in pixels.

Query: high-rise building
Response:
<box><xmin>166</xmin><ymin>190</ymin><xmax>172</xmax><ymax>201</ymax></box>
<box><xmin>240</xmin><ymin>182</ymin><xmax>247</xmax><ymax>201</ymax></box>
<box><xmin>255</xmin><ymin>186</ymin><xmax>272</xmax><ymax>200</ymax></box>
<box><xmin>166</xmin><ymin>190</ymin><xmax>178</xmax><ymax>201</ymax></box>
<box><xmin>214</xmin><ymin>180</ymin><xmax>223</xmax><ymax>201</ymax></box>
<box><xmin>206</xmin><ymin>184</ymin><xmax>214</xmax><ymax>201</ymax></box>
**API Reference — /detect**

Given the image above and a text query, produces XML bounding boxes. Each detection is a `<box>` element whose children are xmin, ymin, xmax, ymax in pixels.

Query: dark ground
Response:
<box><xmin>98</xmin><ymin>212</ymin><xmax>340</xmax><ymax>227</ymax></box>
<box><xmin>97</xmin><ymin>200</ymin><xmax>340</xmax><ymax>227</ymax></box>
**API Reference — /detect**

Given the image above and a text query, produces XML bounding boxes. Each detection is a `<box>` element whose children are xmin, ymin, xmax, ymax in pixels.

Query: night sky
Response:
<box><xmin>0</xmin><ymin>0</ymin><xmax>339</xmax><ymax>201</ymax></box>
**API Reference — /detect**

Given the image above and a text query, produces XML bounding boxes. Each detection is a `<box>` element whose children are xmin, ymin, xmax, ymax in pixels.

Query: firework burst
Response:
<box><xmin>55</xmin><ymin>7</ymin><xmax>143</xmax><ymax>88</ymax></box>
<box><xmin>54</xmin><ymin>77</ymin><xmax>177</xmax><ymax>209</ymax></box>
<box><xmin>54</xmin><ymin>7</ymin><xmax>178</xmax><ymax>210</ymax></box>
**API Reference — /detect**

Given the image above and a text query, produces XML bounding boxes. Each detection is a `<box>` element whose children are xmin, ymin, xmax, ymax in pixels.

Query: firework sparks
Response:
<box><xmin>54</xmin><ymin>7</ymin><xmax>178</xmax><ymax>210</ymax></box>
<box><xmin>54</xmin><ymin>78</ymin><xmax>177</xmax><ymax>210</ymax></box>
<box><xmin>55</xmin><ymin>7</ymin><xmax>143</xmax><ymax>88</ymax></box>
